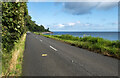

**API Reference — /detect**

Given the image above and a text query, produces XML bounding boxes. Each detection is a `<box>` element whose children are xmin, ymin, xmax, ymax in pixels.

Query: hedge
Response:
<box><xmin>2</xmin><ymin>2</ymin><xmax>27</xmax><ymax>53</ymax></box>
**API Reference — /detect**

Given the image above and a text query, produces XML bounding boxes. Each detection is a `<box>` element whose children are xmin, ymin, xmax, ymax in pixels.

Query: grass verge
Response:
<box><xmin>33</xmin><ymin>32</ymin><xmax>43</xmax><ymax>35</ymax></box>
<box><xmin>40</xmin><ymin>34</ymin><xmax>120</xmax><ymax>59</ymax></box>
<box><xmin>2</xmin><ymin>33</ymin><xmax>26</xmax><ymax>76</ymax></box>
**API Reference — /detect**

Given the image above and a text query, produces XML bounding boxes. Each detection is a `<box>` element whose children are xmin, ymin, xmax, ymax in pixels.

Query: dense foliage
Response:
<box><xmin>2</xmin><ymin>2</ymin><xmax>49</xmax><ymax>75</ymax></box>
<box><xmin>43</xmin><ymin>34</ymin><xmax>120</xmax><ymax>59</ymax></box>
<box><xmin>2</xmin><ymin>2</ymin><xmax>27</xmax><ymax>52</ymax></box>
<box><xmin>2</xmin><ymin>2</ymin><xmax>28</xmax><ymax>75</ymax></box>
<box><xmin>2</xmin><ymin>2</ymin><xmax>49</xmax><ymax>53</ymax></box>
<box><xmin>25</xmin><ymin>15</ymin><xmax>49</xmax><ymax>32</ymax></box>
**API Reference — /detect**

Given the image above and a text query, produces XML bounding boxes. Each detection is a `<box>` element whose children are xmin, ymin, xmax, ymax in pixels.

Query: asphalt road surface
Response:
<box><xmin>22</xmin><ymin>32</ymin><xmax>118</xmax><ymax>76</ymax></box>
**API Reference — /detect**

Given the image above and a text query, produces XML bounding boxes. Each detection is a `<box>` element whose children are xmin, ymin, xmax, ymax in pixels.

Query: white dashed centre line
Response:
<box><xmin>72</xmin><ymin>60</ymin><xmax>74</xmax><ymax>63</ymax></box>
<box><xmin>50</xmin><ymin>46</ymin><xmax>57</xmax><ymax>51</ymax></box>
<box><xmin>40</xmin><ymin>39</ymin><xmax>42</xmax><ymax>42</ymax></box>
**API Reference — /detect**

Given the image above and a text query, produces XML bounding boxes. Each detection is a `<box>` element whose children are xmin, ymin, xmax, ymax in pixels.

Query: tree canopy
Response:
<box><xmin>25</xmin><ymin>15</ymin><xmax>49</xmax><ymax>32</ymax></box>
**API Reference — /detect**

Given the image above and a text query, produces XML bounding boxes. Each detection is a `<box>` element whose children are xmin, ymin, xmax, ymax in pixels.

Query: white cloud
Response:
<box><xmin>68</xmin><ymin>22</ymin><xmax>75</xmax><ymax>26</ymax></box>
<box><xmin>84</xmin><ymin>23</ymin><xmax>91</xmax><ymax>26</ymax></box>
<box><xmin>77</xmin><ymin>21</ymin><xmax>80</xmax><ymax>23</ymax></box>
<box><xmin>96</xmin><ymin>2</ymin><xmax>117</xmax><ymax>10</ymax></box>
<box><xmin>110</xmin><ymin>22</ymin><xmax>118</xmax><ymax>25</ymax></box>
<box><xmin>54</xmin><ymin>21</ymin><xmax>97</xmax><ymax>29</ymax></box>
<box><xmin>29</xmin><ymin>0</ymin><xmax>48</xmax><ymax>2</ymax></box>
<box><xmin>57</xmin><ymin>24</ymin><xmax>65</xmax><ymax>28</ymax></box>
<box><xmin>61</xmin><ymin>0</ymin><xmax>119</xmax><ymax>2</ymax></box>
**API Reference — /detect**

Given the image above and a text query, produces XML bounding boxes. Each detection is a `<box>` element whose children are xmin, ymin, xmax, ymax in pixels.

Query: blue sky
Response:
<box><xmin>27</xmin><ymin>2</ymin><xmax>118</xmax><ymax>32</ymax></box>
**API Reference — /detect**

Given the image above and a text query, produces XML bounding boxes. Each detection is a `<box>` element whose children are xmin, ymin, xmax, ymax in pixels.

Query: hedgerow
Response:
<box><xmin>2</xmin><ymin>2</ymin><xmax>27</xmax><ymax>53</ymax></box>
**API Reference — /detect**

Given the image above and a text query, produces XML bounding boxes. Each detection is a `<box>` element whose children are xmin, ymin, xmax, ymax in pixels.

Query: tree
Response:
<box><xmin>46</xmin><ymin>28</ymin><xmax>49</xmax><ymax>32</ymax></box>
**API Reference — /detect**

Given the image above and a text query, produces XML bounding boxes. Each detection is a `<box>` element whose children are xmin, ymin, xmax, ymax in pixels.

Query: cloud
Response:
<box><xmin>61</xmin><ymin>2</ymin><xmax>118</xmax><ymax>15</ymax></box>
<box><xmin>62</xmin><ymin>2</ymin><xmax>98</xmax><ymax>15</ymax></box>
<box><xmin>29</xmin><ymin>0</ymin><xmax>119</xmax><ymax>2</ymax></box>
<box><xmin>84</xmin><ymin>23</ymin><xmax>91</xmax><ymax>26</ymax></box>
<box><xmin>54</xmin><ymin>21</ymin><xmax>92</xmax><ymax>29</ymax></box>
<box><xmin>51</xmin><ymin>21</ymin><xmax>118</xmax><ymax>31</ymax></box>
<box><xmin>77</xmin><ymin>21</ymin><xmax>80</xmax><ymax>23</ymax></box>
<box><xmin>57</xmin><ymin>24</ymin><xmax>65</xmax><ymax>28</ymax></box>
<box><xmin>96</xmin><ymin>2</ymin><xmax>118</xmax><ymax>10</ymax></box>
<box><xmin>68</xmin><ymin>22</ymin><xmax>75</xmax><ymax>26</ymax></box>
<box><xmin>54</xmin><ymin>21</ymin><xmax>77</xmax><ymax>28</ymax></box>
<box><xmin>29</xmin><ymin>0</ymin><xmax>49</xmax><ymax>2</ymax></box>
<box><xmin>109</xmin><ymin>22</ymin><xmax>118</xmax><ymax>25</ymax></box>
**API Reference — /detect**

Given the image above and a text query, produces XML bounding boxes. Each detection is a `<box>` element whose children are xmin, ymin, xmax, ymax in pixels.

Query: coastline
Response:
<box><xmin>41</xmin><ymin>34</ymin><xmax>120</xmax><ymax>60</ymax></box>
<box><xmin>48</xmin><ymin>32</ymin><xmax>119</xmax><ymax>41</ymax></box>
<box><xmin>41</xmin><ymin>32</ymin><xmax>53</xmax><ymax>34</ymax></box>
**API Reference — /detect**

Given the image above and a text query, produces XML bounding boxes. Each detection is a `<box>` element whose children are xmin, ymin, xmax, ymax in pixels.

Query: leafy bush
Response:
<box><xmin>2</xmin><ymin>2</ymin><xmax>27</xmax><ymax>52</ymax></box>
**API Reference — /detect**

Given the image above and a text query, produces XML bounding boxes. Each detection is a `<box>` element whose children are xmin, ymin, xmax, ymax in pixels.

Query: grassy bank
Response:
<box><xmin>2</xmin><ymin>33</ymin><xmax>26</xmax><ymax>76</ymax></box>
<box><xmin>42</xmin><ymin>34</ymin><xmax>120</xmax><ymax>59</ymax></box>
<box><xmin>34</xmin><ymin>32</ymin><xmax>42</xmax><ymax>35</ymax></box>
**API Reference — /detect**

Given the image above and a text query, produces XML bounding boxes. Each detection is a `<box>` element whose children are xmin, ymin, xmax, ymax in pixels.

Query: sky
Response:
<box><xmin>27</xmin><ymin>2</ymin><xmax>118</xmax><ymax>32</ymax></box>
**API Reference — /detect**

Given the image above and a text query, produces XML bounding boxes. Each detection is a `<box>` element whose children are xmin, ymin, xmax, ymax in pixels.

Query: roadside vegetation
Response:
<box><xmin>42</xmin><ymin>34</ymin><xmax>120</xmax><ymax>59</ymax></box>
<box><xmin>33</xmin><ymin>32</ymin><xmax>42</xmax><ymax>35</ymax></box>
<box><xmin>2</xmin><ymin>2</ymin><xmax>27</xmax><ymax>76</ymax></box>
<box><xmin>2</xmin><ymin>34</ymin><xmax>26</xmax><ymax>76</ymax></box>
<box><xmin>2</xmin><ymin>2</ymin><xmax>48</xmax><ymax>76</ymax></box>
<box><xmin>25</xmin><ymin>15</ymin><xmax>50</xmax><ymax>32</ymax></box>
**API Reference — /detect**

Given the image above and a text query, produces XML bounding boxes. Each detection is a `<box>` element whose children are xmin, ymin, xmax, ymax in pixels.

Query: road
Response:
<box><xmin>22</xmin><ymin>32</ymin><xmax>118</xmax><ymax>76</ymax></box>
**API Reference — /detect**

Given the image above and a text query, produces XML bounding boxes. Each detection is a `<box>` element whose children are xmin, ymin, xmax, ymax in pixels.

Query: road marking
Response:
<box><xmin>40</xmin><ymin>39</ymin><xmax>42</xmax><ymax>42</ymax></box>
<box><xmin>50</xmin><ymin>46</ymin><xmax>57</xmax><ymax>51</ymax></box>
<box><xmin>72</xmin><ymin>60</ymin><xmax>74</xmax><ymax>63</ymax></box>
<box><xmin>42</xmin><ymin>53</ymin><xmax>47</xmax><ymax>57</ymax></box>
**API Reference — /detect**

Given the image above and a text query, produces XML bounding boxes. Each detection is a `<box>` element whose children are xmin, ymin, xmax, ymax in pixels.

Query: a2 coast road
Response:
<box><xmin>22</xmin><ymin>32</ymin><xmax>118</xmax><ymax>76</ymax></box>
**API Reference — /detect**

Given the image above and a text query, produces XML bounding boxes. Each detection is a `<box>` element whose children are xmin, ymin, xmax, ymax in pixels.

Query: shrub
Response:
<box><xmin>2</xmin><ymin>2</ymin><xmax>27</xmax><ymax>52</ymax></box>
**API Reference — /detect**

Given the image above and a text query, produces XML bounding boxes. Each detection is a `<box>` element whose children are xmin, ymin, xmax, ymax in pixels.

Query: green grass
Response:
<box><xmin>42</xmin><ymin>34</ymin><xmax>120</xmax><ymax>59</ymax></box>
<box><xmin>2</xmin><ymin>33</ymin><xmax>26</xmax><ymax>76</ymax></box>
<box><xmin>33</xmin><ymin>32</ymin><xmax>42</xmax><ymax>35</ymax></box>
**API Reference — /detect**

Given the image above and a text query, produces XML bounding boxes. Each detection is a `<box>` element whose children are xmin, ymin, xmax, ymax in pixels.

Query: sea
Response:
<box><xmin>45</xmin><ymin>32</ymin><xmax>119</xmax><ymax>41</ymax></box>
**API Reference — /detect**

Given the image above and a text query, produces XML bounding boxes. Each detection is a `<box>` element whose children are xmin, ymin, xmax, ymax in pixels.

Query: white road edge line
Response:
<box><xmin>50</xmin><ymin>46</ymin><xmax>57</xmax><ymax>51</ymax></box>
